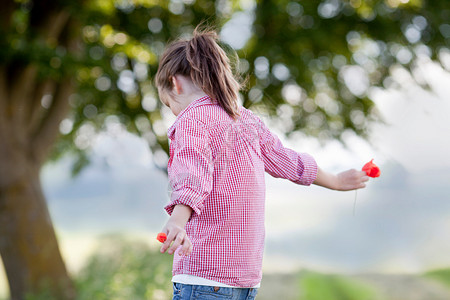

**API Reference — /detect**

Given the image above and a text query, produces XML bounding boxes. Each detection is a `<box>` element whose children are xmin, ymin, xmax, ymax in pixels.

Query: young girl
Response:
<box><xmin>155</xmin><ymin>27</ymin><xmax>369</xmax><ymax>300</ymax></box>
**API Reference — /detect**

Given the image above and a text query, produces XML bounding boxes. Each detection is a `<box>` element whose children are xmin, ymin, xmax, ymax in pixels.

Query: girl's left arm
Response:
<box><xmin>313</xmin><ymin>167</ymin><xmax>369</xmax><ymax>191</ymax></box>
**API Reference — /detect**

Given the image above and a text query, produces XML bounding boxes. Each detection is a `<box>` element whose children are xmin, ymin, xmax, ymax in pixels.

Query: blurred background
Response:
<box><xmin>0</xmin><ymin>0</ymin><xmax>449</xmax><ymax>299</ymax></box>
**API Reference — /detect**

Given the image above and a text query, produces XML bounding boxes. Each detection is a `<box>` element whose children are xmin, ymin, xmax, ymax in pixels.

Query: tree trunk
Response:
<box><xmin>0</xmin><ymin>62</ymin><xmax>76</xmax><ymax>299</ymax></box>
<box><xmin>0</xmin><ymin>153</ymin><xmax>76</xmax><ymax>300</ymax></box>
<box><xmin>0</xmin><ymin>1</ymin><xmax>81</xmax><ymax>298</ymax></box>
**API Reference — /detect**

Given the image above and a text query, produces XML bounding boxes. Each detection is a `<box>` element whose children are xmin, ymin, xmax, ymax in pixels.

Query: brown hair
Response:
<box><xmin>155</xmin><ymin>26</ymin><xmax>241</xmax><ymax>119</ymax></box>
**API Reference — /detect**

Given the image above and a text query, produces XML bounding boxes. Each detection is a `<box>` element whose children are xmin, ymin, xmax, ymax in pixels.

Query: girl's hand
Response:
<box><xmin>314</xmin><ymin>167</ymin><xmax>369</xmax><ymax>191</ymax></box>
<box><xmin>159</xmin><ymin>204</ymin><xmax>193</xmax><ymax>256</ymax></box>
<box><xmin>335</xmin><ymin>169</ymin><xmax>369</xmax><ymax>191</ymax></box>
<box><xmin>160</xmin><ymin>222</ymin><xmax>192</xmax><ymax>256</ymax></box>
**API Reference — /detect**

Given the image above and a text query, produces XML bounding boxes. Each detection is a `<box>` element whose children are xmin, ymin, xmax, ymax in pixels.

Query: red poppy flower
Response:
<box><xmin>156</xmin><ymin>232</ymin><xmax>167</xmax><ymax>243</ymax></box>
<box><xmin>362</xmin><ymin>159</ymin><xmax>380</xmax><ymax>178</ymax></box>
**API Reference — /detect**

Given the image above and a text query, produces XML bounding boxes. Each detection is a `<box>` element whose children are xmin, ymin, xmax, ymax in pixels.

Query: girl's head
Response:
<box><xmin>155</xmin><ymin>26</ymin><xmax>241</xmax><ymax>118</ymax></box>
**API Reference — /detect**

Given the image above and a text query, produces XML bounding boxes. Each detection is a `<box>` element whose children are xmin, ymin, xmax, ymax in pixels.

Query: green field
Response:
<box><xmin>2</xmin><ymin>237</ymin><xmax>449</xmax><ymax>300</ymax></box>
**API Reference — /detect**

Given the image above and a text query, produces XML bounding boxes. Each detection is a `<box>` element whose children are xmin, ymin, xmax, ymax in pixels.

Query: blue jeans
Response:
<box><xmin>172</xmin><ymin>282</ymin><xmax>258</xmax><ymax>300</ymax></box>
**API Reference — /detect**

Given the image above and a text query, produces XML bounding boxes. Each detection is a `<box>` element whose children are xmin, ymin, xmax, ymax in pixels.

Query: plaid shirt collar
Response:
<box><xmin>167</xmin><ymin>95</ymin><xmax>212</xmax><ymax>139</ymax></box>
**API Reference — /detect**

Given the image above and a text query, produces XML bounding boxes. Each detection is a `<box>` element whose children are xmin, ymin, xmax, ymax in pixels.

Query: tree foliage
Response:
<box><xmin>2</xmin><ymin>0</ymin><xmax>448</xmax><ymax>170</ymax></box>
<box><xmin>244</xmin><ymin>0</ymin><xmax>448</xmax><ymax>141</ymax></box>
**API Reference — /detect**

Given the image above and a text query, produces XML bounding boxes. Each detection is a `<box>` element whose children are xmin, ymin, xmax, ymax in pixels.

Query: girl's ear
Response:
<box><xmin>172</xmin><ymin>76</ymin><xmax>183</xmax><ymax>95</ymax></box>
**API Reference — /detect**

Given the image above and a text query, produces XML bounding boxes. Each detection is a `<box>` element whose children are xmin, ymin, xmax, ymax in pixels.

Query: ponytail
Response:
<box><xmin>155</xmin><ymin>26</ymin><xmax>241</xmax><ymax>119</ymax></box>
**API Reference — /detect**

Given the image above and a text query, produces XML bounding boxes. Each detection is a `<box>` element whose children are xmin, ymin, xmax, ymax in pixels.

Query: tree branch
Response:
<box><xmin>0</xmin><ymin>66</ymin><xmax>7</xmax><ymax>112</ymax></box>
<box><xmin>31</xmin><ymin>78</ymin><xmax>73</xmax><ymax>164</ymax></box>
<box><xmin>27</xmin><ymin>79</ymin><xmax>56</xmax><ymax>137</ymax></box>
<box><xmin>29</xmin><ymin>1</ymin><xmax>72</xmax><ymax>44</ymax></box>
<box><xmin>10</xmin><ymin>65</ymin><xmax>38</xmax><ymax>144</ymax></box>
<box><xmin>45</xmin><ymin>10</ymin><xmax>71</xmax><ymax>42</ymax></box>
<box><xmin>0</xmin><ymin>66</ymin><xmax>8</xmax><ymax>138</ymax></box>
<box><xmin>0</xmin><ymin>0</ymin><xmax>16</xmax><ymax>31</ymax></box>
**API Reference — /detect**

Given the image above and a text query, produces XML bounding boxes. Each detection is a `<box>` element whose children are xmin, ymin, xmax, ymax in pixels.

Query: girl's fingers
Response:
<box><xmin>168</xmin><ymin>234</ymin><xmax>184</xmax><ymax>254</ymax></box>
<box><xmin>160</xmin><ymin>230</ymin><xmax>177</xmax><ymax>253</ymax></box>
<box><xmin>179</xmin><ymin>238</ymin><xmax>192</xmax><ymax>256</ymax></box>
<box><xmin>159</xmin><ymin>226</ymin><xmax>192</xmax><ymax>256</ymax></box>
<box><xmin>160</xmin><ymin>241</ymin><xmax>169</xmax><ymax>253</ymax></box>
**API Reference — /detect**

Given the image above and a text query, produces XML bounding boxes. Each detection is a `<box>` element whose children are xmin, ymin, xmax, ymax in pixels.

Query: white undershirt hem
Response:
<box><xmin>172</xmin><ymin>274</ymin><xmax>260</xmax><ymax>288</ymax></box>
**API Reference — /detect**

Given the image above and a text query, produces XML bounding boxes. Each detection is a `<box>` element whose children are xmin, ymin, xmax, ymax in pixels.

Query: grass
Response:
<box><xmin>19</xmin><ymin>234</ymin><xmax>173</xmax><ymax>300</ymax></box>
<box><xmin>299</xmin><ymin>271</ymin><xmax>380</xmax><ymax>300</ymax></box>
<box><xmin>424</xmin><ymin>268</ymin><xmax>450</xmax><ymax>289</ymax></box>
<box><xmin>74</xmin><ymin>234</ymin><xmax>173</xmax><ymax>300</ymax></box>
<box><xmin>3</xmin><ymin>239</ymin><xmax>449</xmax><ymax>300</ymax></box>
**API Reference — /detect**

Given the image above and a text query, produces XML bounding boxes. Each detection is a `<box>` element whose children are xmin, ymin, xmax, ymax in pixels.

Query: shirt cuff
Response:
<box><xmin>297</xmin><ymin>153</ymin><xmax>318</xmax><ymax>186</ymax></box>
<box><xmin>164</xmin><ymin>188</ymin><xmax>205</xmax><ymax>216</ymax></box>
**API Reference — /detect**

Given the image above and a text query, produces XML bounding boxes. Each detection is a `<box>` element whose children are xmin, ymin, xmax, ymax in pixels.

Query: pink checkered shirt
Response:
<box><xmin>165</xmin><ymin>96</ymin><xmax>318</xmax><ymax>287</ymax></box>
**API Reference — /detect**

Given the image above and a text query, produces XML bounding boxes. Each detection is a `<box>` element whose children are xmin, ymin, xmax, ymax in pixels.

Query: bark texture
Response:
<box><xmin>0</xmin><ymin>1</ymin><xmax>77</xmax><ymax>299</ymax></box>
<box><xmin>0</xmin><ymin>70</ymin><xmax>76</xmax><ymax>300</ymax></box>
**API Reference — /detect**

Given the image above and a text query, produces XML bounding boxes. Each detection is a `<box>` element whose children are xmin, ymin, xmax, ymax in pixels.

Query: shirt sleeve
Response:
<box><xmin>165</xmin><ymin>118</ymin><xmax>213</xmax><ymax>216</ymax></box>
<box><xmin>257</xmin><ymin>117</ymin><xmax>318</xmax><ymax>186</ymax></box>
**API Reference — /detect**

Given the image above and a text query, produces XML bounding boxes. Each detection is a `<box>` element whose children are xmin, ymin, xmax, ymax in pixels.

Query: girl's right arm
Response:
<box><xmin>313</xmin><ymin>167</ymin><xmax>369</xmax><ymax>191</ymax></box>
<box><xmin>160</xmin><ymin>204</ymin><xmax>193</xmax><ymax>256</ymax></box>
<box><xmin>161</xmin><ymin>118</ymin><xmax>213</xmax><ymax>256</ymax></box>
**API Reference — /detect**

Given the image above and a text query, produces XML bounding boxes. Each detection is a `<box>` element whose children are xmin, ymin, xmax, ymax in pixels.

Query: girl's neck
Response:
<box><xmin>170</xmin><ymin>75</ymin><xmax>208</xmax><ymax>115</ymax></box>
<box><xmin>182</xmin><ymin>90</ymin><xmax>209</xmax><ymax>104</ymax></box>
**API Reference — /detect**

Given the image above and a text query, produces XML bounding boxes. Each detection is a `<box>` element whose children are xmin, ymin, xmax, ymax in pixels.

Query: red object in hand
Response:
<box><xmin>362</xmin><ymin>159</ymin><xmax>381</xmax><ymax>178</ymax></box>
<box><xmin>156</xmin><ymin>232</ymin><xmax>167</xmax><ymax>243</ymax></box>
